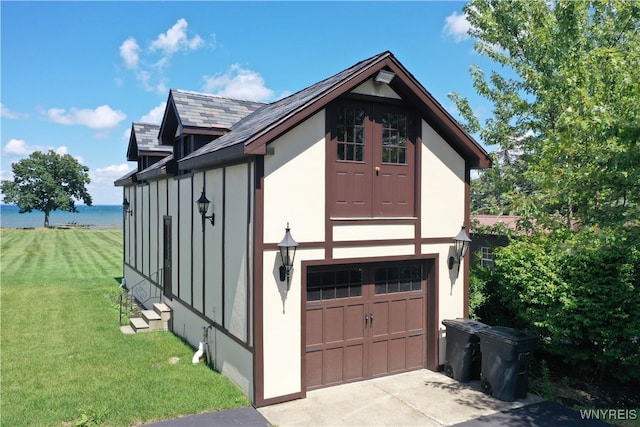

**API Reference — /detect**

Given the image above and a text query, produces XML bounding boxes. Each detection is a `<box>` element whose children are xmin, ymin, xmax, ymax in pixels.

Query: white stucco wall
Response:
<box><xmin>263</xmin><ymin>111</ymin><xmax>325</xmax><ymax>244</ymax></box>
<box><xmin>333</xmin><ymin>224</ymin><xmax>414</xmax><ymax>241</ymax></box>
<box><xmin>421</xmin><ymin>121</ymin><xmax>465</xmax><ymax>239</ymax></box>
<box><xmin>203</xmin><ymin>169</ymin><xmax>224</xmax><ymax>325</ymax></box>
<box><xmin>262</xmin><ymin>248</ymin><xmax>324</xmax><ymax>400</ymax></box>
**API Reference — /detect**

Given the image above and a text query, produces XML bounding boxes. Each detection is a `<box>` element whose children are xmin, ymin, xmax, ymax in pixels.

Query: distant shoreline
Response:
<box><xmin>0</xmin><ymin>204</ymin><xmax>123</xmax><ymax>230</ymax></box>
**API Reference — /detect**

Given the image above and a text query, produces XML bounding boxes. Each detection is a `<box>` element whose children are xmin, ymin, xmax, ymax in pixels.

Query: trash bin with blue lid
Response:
<box><xmin>442</xmin><ymin>318</ymin><xmax>490</xmax><ymax>382</ymax></box>
<box><xmin>477</xmin><ymin>326</ymin><xmax>538</xmax><ymax>402</ymax></box>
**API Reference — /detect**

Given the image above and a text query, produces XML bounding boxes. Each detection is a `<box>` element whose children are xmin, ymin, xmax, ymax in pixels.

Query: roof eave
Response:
<box><xmin>179</xmin><ymin>143</ymin><xmax>248</xmax><ymax>171</ymax></box>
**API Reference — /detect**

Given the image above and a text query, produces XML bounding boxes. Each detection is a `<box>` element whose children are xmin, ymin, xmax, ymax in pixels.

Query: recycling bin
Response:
<box><xmin>477</xmin><ymin>326</ymin><xmax>538</xmax><ymax>402</ymax></box>
<box><xmin>442</xmin><ymin>318</ymin><xmax>490</xmax><ymax>382</ymax></box>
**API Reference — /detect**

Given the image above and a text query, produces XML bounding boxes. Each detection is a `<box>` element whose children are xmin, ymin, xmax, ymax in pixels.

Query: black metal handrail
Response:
<box><xmin>118</xmin><ymin>269</ymin><xmax>163</xmax><ymax>326</ymax></box>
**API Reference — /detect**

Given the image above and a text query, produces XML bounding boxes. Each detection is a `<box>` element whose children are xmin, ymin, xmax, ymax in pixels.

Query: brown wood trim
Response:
<box><xmin>330</xmin><ymin>217</ymin><xmax>417</xmax><ymax>225</ymax></box>
<box><xmin>256</xmin><ymin>391</ymin><xmax>306</xmax><ymax>408</ymax></box>
<box><xmin>253</xmin><ymin>156</ymin><xmax>266</xmax><ymax>407</ymax></box>
<box><xmin>463</xmin><ymin>167</ymin><xmax>471</xmax><ymax>318</ymax></box>
<box><xmin>414</xmin><ymin>131</ymin><xmax>422</xmax><ymax>254</ymax></box>
<box><xmin>425</xmin><ymin>255</ymin><xmax>439</xmax><ymax>371</ymax></box>
<box><xmin>420</xmin><ymin>237</ymin><xmax>455</xmax><ymax>245</ymax></box>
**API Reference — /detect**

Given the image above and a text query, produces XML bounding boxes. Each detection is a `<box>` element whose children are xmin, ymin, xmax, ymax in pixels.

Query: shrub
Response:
<box><xmin>471</xmin><ymin>226</ymin><xmax>640</xmax><ymax>383</ymax></box>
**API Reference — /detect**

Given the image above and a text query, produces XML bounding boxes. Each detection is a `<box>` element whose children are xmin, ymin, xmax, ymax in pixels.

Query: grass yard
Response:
<box><xmin>0</xmin><ymin>228</ymin><xmax>250</xmax><ymax>426</ymax></box>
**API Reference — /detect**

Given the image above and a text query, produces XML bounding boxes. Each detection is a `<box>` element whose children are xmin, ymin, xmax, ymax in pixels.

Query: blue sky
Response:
<box><xmin>1</xmin><ymin>1</ymin><xmax>492</xmax><ymax>205</ymax></box>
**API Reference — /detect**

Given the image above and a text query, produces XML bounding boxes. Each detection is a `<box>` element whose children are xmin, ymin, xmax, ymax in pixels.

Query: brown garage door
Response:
<box><xmin>305</xmin><ymin>261</ymin><xmax>426</xmax><ymax>390</ymax></box>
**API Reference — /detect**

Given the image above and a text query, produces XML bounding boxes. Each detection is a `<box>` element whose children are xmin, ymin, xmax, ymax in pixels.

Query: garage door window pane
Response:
<box><xmin>307</xmin><ymin>268</ymin><xmax>362</xmax><ymax>301</ymax></box>
<box><xmin>375</xmin><ymin>264</ymin><xmax>423</xmax><ymax>294</ymax></box>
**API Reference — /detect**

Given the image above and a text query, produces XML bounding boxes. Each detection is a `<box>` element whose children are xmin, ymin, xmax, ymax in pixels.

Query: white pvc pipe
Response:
<box><xmin>192</xmin><ymin>341</ymin><xmax>206</xmax><ymax>364</ymax></box>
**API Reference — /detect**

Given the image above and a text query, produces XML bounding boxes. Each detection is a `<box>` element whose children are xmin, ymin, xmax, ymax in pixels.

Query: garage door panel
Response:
<box><xmin>344</xmin><ymin>344</ymin><xmax>365</xmax><ymax>381</ymax></box>
<box><xmin>306</xmin><ymin>350</ymin><xmax>323</xmax><ymax>389</ymax></box>
<box><xmin>306</xmin><ymin>308</ymin><xmax>323</xmax><ymax>346</ymax></box>
<box><xmin>324</xmin><ymin>347</ymin><xmax>344</xmax><ymax>385</ymax></box>
<box><xmin>345</xmin><ymin>304</ymin><xmax>366</xmax><ymax>341</ymax></box>
<box><xmin>306</xmin><ymin>261</ymin><xmax>427</xmax><ymax>390</ymax></box>
<box><xmin>406</xmin><ymin>334</ymin><xmax>424</xmax><ymax>369</ymax></box>
<box><xmin>325</xmin><ymin>306</ymin><xmax>345</xmax><ymax>344</ymax></box>
<box><xmin>370</xmin><ymin>301</ymin><xmax>389</xmax><ymax>337</ymax></box>
<box><xmin>407</xmin><ymin>297</ymin><xmax>425</xmax><ymax>332</ymax></box>
<box><xmin>389</xmin><ymin>299</ymin><xmax>407</xmax><ymax>333</ymax></box>
<box><xmin>369</xmin><ymin>340</ymin><xmax>388</xmax><ymax>376</ymax></box>
<box><xmin>388</xmin><ymin>337</ymin><xmax>407</xmax><ymax>372</ymax></box>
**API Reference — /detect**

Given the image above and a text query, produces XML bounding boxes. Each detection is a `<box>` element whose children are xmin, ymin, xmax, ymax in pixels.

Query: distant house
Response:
<box><xmin>470</xmin><ymin>215</ymin><xmax>521</xmax><ymax>268</ymax></box>
<box><xmin>115</xmin><ymin>51</ymin><xmax>491</xmax><ymax>406</ymax></box>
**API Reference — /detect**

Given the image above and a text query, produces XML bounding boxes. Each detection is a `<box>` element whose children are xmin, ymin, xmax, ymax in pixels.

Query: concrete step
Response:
<box><xmin>142</xmin><ymin>310</ymin><xmax>163</xmax><ymax>330</ymax></box>
<box><xmin>120</xmin><ymin>325</ymin><xmax>135</xmax><ymax>334</ymax></box>
<box><xmin>153</xmin><ymin>302</ymin><xmax>171</xmax><ymax>322</ymax></box>
<box><xmin>130</xmin><ymin>317</ymin><xmax>150</xmax><ymax>333</ymax></box>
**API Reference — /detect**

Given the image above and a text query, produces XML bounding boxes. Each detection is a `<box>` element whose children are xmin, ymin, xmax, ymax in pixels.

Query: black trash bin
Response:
<box><xmin>442</xmin><ymin>318</ymin><xmax>490</xmax><ymax>382</ymax></box>
<box><xmin>477</xmin><ymin>326</ymin><xmax>538</xmax><ymax>402</ymax></box>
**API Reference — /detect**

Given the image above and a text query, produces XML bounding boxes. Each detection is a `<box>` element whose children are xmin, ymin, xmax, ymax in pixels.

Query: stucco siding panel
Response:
<box><xmin>264</xmin><ymin>111</ymin><xmax>325</xmax><ymax>244</ymax></box>
<box><xmin>333</xmin><ymin>224</ymin><xmax>414</xmax><ymax>241</ymax></box>
<box><xmin>192</xmin><ymin>173</ymin><xmax>205</xmax><ymax>313</ymax></box>
<box><xmin>262</xmin><ymin>248</ymin><xmax>324</xmax><ymax>400</ymax></box>
<box><xmin>421</xmin><ymin>243</ymin><xmax>465</xmax><ymax>364</ymax></box>
<box><xmin>224</xmin><ymin>164</ymin><xmax>249</xmax><ymax>342</ymax></box>
<box><xmin>179</xmin><ymin>178</ymin><xmax>193</xmax><ymax>304</ymax></box>
<box><xmin>168</xmin><ymin>180</ymin><xmax>179</xmax><ymax>297</ymax></box>
<box><xmin>149</xmin><ymin>182</ymin><xmax>159</xmax><ymax>280</ymax></box>
<box><xmin>421</xmin><ymin>121</ymin><xmax>465</xmax><ymax>239</ymax></box>
<box><xmin>332</xmin><ymin>244</ymin><xmax>415</xmax><ymax>259</ymax></box>
<box><xmin>142</xmin><ymin>185</ymin><xmax>150</xmax><ymax>277</ymax></box>
<box><xmin>204</xmin><ymin>169</ymin><xmax>224</xmax><ymax>324</ymax></box>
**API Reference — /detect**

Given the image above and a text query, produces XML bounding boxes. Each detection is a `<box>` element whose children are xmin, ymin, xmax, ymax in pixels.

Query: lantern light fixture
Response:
<box><xmin>196</xmin><ymin>188</ymin><xmax>215</xmax><ymax>230</ymax></box>
<box><xmin>448</xmin><ymin>226</ymin><xmax>472</xmax><ymax>275</ymax></box>
<box><xmin>278</xmin><ymin>223</ymin><xmax>298</xmax><ymax>286</ymax></box>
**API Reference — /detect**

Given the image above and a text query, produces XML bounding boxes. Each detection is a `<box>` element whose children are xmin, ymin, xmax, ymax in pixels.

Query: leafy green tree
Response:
<box><xmin>451</xmin><ymin>0</ymin><xmax>640</xmax><ymax>229</ymax></box>
<box><xmin>1</xmin><ymin>150</ymin><xmax>92</xmax><ymax>227</ymax></box>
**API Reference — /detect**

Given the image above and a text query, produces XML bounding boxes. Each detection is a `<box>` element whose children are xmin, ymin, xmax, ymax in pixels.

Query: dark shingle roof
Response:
<box><xmin>132</xmin><ymin>123</ymin><xmax>164</xmax><ymax>152</ymax></box>
<box><xmin>171</xmin><ymin>89</ymin><xmax>266</xmax><ymax>130</ymax></box>
<box><xmin>181</xmin><ymin>52</ymin><xmax>386</xmax><ymax>163</ymax></box>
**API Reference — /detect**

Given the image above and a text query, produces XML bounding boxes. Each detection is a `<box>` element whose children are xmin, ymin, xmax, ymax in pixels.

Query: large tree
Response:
<box><xmin>1</xmin><ymin>150</ymin><xmax>92</xmax><ymax>227</ymax></box>
<box><xmin>451</xmin><ymin>0</ymin><xmax>640</xmax><ymax>229</ymax></box>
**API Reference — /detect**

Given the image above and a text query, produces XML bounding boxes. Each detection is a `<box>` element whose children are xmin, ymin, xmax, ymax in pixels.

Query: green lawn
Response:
<box><xmin>0</xmin><ymin>228</ymin><xmax>250</xmax><ymax>426</ymax></box>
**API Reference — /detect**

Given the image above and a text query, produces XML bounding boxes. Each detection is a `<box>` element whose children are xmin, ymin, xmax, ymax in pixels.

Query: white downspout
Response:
<box><xmin>192</xmin><ymin>326</ymin><xmax>208</xmax><ymax>364</ymax></box>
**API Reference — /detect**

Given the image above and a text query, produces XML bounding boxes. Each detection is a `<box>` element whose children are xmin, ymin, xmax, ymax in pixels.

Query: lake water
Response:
<box><xmin>0</xmin><ymin>204</ymin><xmax>123</xmax><ymax>229</ymax></box>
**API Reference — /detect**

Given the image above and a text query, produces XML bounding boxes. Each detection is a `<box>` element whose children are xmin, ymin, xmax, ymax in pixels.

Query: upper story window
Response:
<box><xmin>328</xmin><ymin>101</ymin><xmax>417</xmax><ymax>218</ymax></box>
<box><xmin>336</xmin><ymin>107</ymin><xmax>366</xmax><ymax>162</ymax></box>
<box><xmin>381</xmin><ymin>113</ymin><xmax>408</xmax><ymax>164</ymax></box>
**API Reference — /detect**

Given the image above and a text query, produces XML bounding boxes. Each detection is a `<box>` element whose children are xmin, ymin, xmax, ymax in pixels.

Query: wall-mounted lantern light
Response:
<box><xmin>278</xmin><ymin>223</ymin><xmax>298</xmax><ymax>287</ymax></box>
<box><xmin>448</xmin><ymin>226</ymin><xmax>472</xmax><ymax>275</ymax></box>
<box><xmin>122</xmin><ymin>197</ymin><xmax>133</xmax><ymax>216</ymax></box>
<box><xmin>196</xmin><ymin>188</ymin><xmax>215</xmax><ymax>231</ymax></box>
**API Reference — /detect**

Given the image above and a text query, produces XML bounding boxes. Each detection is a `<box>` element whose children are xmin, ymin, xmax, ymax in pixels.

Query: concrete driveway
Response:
<box><xmin>258</xmin><ymin>369</ymin><xmax>544</xmax><ymax>426</ymax></box>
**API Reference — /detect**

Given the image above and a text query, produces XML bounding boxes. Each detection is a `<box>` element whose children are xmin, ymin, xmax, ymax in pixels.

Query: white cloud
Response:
<box><xmin>119</xmin><ymin>18</ymin><xmax>208</xmax><ymax>94</ymax></box>
<box><xmin>140</xmin><ymin>102</ymin><xmax>167</xmax><ymax>124</ymax></box>
<box><xmin>46</xmin><ymin>105</ymin><xmax>126</xmax><ymax>130</ymax></box>
<box><xmin>1</xmin><ymin>104</ymin><xmax>29</xmax><ymax>120</ymax></box>
<box><xmin>443</xmin><ymin>11</ymin><xmax>472</xmax><ymax>42</ymax></box>
<box><xmin>120</xmin><ymin>37</ymin><xmax>140</xmax><ymax>69</ymax></box>
<box><xmin>88</xmin><ymin>163</ymin><xmax>135</xmax><ymax>205</ymax></box>
<box><xmin>3</xmin><ymin>139</ymin><xmax>31</xmax><ymax>156</ymax></box>
<box><xmin>202</xmin><ymin>64</ymin><xmax>274</xmax><ymax>102</ymax></box>
<box><xmin>150</xmin><ymin>18</ymin><xmax>203</xmax><ymax>55</ymax></box>
<box><xmin>2</xmin><ymin>139</ymin><xmax>70</xmax><ymax>157</ymax></box>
